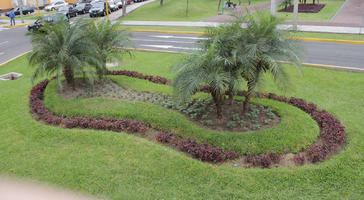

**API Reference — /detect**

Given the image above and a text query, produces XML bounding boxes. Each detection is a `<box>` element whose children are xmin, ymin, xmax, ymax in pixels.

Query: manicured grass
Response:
<box><xmin>258</xmin><ymin>0</ymin><xmax>344</xmax><ymax>22</ymax></box>
<box><xmin>13</xmin><ymin>11</ymin><xmax>56</xmax><ymax>20</ymax></box>
<box><xmin>122</xmin><ymin>0</ymin><xmax>269</xmax><ymax>21</ymax></box>
<box><xmin>44</xmin><ymin>75</ymin><xmax>319</xmax><ymax>154</ymax></box>
<box><xmin>0</xmin><ymin>52</ymin><xmax>363</xmax><ymax>199</ymax></box>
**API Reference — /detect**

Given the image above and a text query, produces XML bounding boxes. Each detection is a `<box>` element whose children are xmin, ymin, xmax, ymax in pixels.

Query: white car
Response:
<box><xmin>45</xmin><ymin>1</ymin><xmax>68</xmax><ymax>11</ymax></box>
<box><xmin>114</xmin><ymin>0</ymin><xmax>123</xmax><ymax>8</ymax></box>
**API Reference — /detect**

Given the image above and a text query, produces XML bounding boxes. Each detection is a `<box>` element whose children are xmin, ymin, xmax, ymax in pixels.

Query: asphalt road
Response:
<box><xmin>1</xmin><ymin>27</ymin><xmax>364</xmax><ymax>70</ymax></box>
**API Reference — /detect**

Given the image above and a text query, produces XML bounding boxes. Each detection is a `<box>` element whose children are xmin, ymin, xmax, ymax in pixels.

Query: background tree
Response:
<box><xmin>280</xmin><ymin>0</ymin><xmax>292</xmax><ymax>9</ymax></box>
<box><xmin>235</xmin><ymin>14</ymin><xmax>301</xmax><ymax>112</ymax></box>
<box><xmin>172</xmin><ymin>49</ymin><xmax>230</xmax><ymax>118</ymax></box>
<box><xmin>86</xmin><ymin>20</ymin><xmax>132</xmax><ymax>79</ymax></box>
<box><xmin>160</xmin><ymin>0</ymin><xmax>163</xmax><ymax>6</ymax></box>
<box><xmin>28</xmin><ymin>20</ymin><xmax>102</xmax><ymax>89</ymax></box>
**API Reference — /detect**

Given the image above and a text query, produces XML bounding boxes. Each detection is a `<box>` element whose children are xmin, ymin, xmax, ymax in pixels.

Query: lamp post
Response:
<box><xmin>293</xmin><ymin>0</ymin><xmax>298</xmax><ymax>30</ymax></box>
<box><xmin>36</xmin><ymin>0</ymin><xmax>40</xmax><ymax>17</ymax></box>
<box><xmin>270</xmin><ymin>0</ymin><xmax>276</xmax><ymax>16</ymax></box>
<box><xmin>105</xmin><ymin>0</ymin><xmax>110</xmax><ymax>20</ymax></box>
<box><xmin>17</xmin><ymin>0</ymin><xmax>24</xmax><ymax>23</ymax></box>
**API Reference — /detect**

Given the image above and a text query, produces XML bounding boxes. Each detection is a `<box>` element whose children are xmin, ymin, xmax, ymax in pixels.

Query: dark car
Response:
<box><xmin>89</xmin><ymin>1</ymin><xmax>110</xmax><ymax>17</ymax></box>
<box><xmin>74</xmin><ymin>3</ymin><xmax>92</xmax><ymax>14</ymax></box>
<box><xmin>6</xmin><ymin>7</ymin><xmax>35</xmax><ymax>16</ymax></box>
<box><xmin>27</xmin><ymin>13</ymin><xmax>68</xmax><ymax>32</ymax></box>
<box><xmin>57</xmin><ymin>6</ymin><xmax>77</xmax><ymax>18</ymax></box>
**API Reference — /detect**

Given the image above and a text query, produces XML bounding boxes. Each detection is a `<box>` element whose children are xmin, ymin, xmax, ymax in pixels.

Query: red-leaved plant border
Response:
<box><xmin>29</xmin><ymin>71</ymin><xmax>347</xmax><ymax>168</ymax></box>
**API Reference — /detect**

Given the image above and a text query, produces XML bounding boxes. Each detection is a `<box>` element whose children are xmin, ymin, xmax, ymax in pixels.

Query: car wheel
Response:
<box><xmin>51</xmin><ymin>7</ymin><xmax>55</xmax><ymax>11</ymax></box>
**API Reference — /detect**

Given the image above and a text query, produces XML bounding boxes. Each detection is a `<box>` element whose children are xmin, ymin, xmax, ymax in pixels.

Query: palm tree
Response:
<box><xmin>28</xmin><ymin>20</ymin><xmax>102</xmax><ymax>89</ymax></box>
<box><xmin>201</xmin><ymin>20</ymin><xmax>244</xmax><ymax>104</ymax></box>
<box><xmin>172</xmin><ymin>49</ymin><xmax>230</xmax><ymax>119</ymax></box>
<box><xmin>86</xmin><ymin>20</ymin><xmax>132</xmax><ymax>79</ymax></box>
<box><xmin>235</xmin><ymin>14</ymin><xmax>301</xmax><ymax>112</ymax></box>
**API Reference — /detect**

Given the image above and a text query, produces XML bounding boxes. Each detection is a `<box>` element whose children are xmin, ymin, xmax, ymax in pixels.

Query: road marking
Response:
<box><xmin>141</xmin><ymin>44</ymin><xmax>201</xmax><ymax>50</ymax></box>
<box><xmin>0</xmin><ymin>52</ymin><xmax>4</xmax><ymax>56</ymax></box>
<box><xmin>151</xmin><ymin>35</ymin><xmax>207</xmax><ymax>40</ymax></box>
<box><xmin>0</xmin><ymin>41</ymin><xmax>9</xmax><ymax>46</ymax></box>
<box><xmin>131</xmin><ymin>38</ymin><xmax>195</xmax><ymax>44</ymax></box>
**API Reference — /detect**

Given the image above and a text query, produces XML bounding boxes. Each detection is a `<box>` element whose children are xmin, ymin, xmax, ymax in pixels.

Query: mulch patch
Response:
<box><xmin>278</xmin><ymin>4</ymin><xmax>326</xmax><ymax>13</ymax></box>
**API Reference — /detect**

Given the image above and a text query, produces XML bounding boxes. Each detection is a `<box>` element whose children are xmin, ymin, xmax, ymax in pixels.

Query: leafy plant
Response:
<box><xmin>227</xmin><ymin>121</ymin><xmax>236</xmax><ymax>128</ymax></box>
<box><xmin>28</xmin><ymin>20</ymin><xmax>103</xmax><ymax>89</ymax></box>
<box><xmin>205</xmin><ymin>120</ymin><xmax>213</xmax><ymax>126</ymax></box>
<box><xmin>232</xmin><ymin>113</ymin><xmax>240</xmax><ymax>121</ymax></box>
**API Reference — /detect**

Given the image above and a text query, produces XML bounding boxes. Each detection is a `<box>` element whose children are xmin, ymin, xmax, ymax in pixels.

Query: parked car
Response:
<box><xmin>44</xmin><ymin>1</ymin><xmax>68</xmax><ymax>11</ymax></box>
<box><xmin>89</xmin><ymin>1</ymin><xmax>110</xmax><ymax>17</ymax></box>
<box><xmin>114</xmin><ymin>0</ymin><xmax>123</xmax><ymax>8</ymax></box>
<box><xmin>57</xmin><ymin>6</ymin><xmax>78</xmax><ymax>18</ymax></box>
<box><xmin>27</xmin><ymin>13</ymin><xmax>68</xmax><ymax>32</ymax></box>
<box><xmin>74</xmin><ymin>3</ymin><xmax>92</xmax><ymax>14</ymax></box>
<box><xmin>134</xmin><ymin>0</ymin><xmax>145</xmax><ymax>3</ymax></box>
<box><xmin>108</xmin><ymin>0</ymin><xmax>119</xmax><ymax>12</ymax></box>
<box><xmin>6</xmin><ymin>7</ymin><xmax>35</xmax><ymax>16</ymax></box>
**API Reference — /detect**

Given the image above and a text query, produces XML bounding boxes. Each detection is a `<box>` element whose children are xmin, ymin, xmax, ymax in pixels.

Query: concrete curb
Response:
<box><xmin>128</xmin><ymin>29</ymin><xmax>364</xmax><ymax>45</ymax></box>
<box><xmin>0</xmin><ymin>50</ymin><xmax>32</xmax><ymax>67</ymax></box>
<box><xmin>2</xmin><ymin>23</ymin><xmax>31</xmax><ymax>28</ymax></box>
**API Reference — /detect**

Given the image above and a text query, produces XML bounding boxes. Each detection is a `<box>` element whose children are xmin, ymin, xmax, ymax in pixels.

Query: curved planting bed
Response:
<box><xmin>30</xmin><ymin>70</ymin><xmax>347</xmax><ymax>168</ymax></box>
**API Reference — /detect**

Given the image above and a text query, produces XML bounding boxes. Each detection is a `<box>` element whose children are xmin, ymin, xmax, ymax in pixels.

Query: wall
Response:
<box><xmin>0</xmin><ymin>0</ymin><xmax>13</xmax><ymax>9</ymax></box>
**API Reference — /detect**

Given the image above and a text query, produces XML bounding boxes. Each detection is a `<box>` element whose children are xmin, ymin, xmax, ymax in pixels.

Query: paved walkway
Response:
<box><xmin>331</xmin><ymin>0</ymin><xmax>364</xmax><ymax>26</ymax></box>
<box><xmin>0</xmin><ymin>177</ymin><xmax>104</xmax><ymax>200</ymax></box>
<box><xmin>203</xmin><ymin>1</ymin><xmax>272</xmax><ymax>22</ymax></box>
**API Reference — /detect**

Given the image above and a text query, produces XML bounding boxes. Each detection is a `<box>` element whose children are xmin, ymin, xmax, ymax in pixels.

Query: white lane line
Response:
<box><xmin>150</xmin><ymin>35</ymin><xmax>207</xmax><ymax>40</ymax></box>
<box><xmin>131</xmin><ymin>38</ymin><xmax>195</xmax><ymax>44</ymax></box>
<box><xmin>0</xmin><ymin>52</ymin><xmax>4</xmax><ymax>55</ymax></box>
<box><xmin>0</xmin><ymin>41</ymin><xmax>9</xmax><ymax>46</ymax></box>
<box><xmin>141</xmin><ymin>44</ymin><xmax>201</xmax><ymax>50</ymax></box>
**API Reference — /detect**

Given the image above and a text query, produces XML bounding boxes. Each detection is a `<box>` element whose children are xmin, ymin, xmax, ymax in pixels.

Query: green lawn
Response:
<box><xmin>266</xmin><ymin>0</ymin><xmax>345</xmax><ymax>22</ymax></box>
<box><xmin>14</xmin><ymin>11</ymin><xmax>56</xmax><ymax>20</ymax></box>
<box><xmin>44</xmin><ymin>75</ymin><xmax>319</xmax><ymax>155</ymax></box>
<box><xmin>123</xmin><ymin>0</ymin><xmax>269</xmax><ymax>21</ymax></box>
<box><xmin>0</xmin><ymin>52</ymin><xmax>363</xmax><ymax>199</ymax></box>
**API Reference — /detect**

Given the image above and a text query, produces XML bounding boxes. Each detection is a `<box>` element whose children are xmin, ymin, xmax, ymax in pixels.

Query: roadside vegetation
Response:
<box><xmin>0</xmin><ymin>12</ymin><xmax>362</xmax><ymax>199</ymax></box>
<box><xmin>274</xmin><ymin>0</ymin><xmax>344</xmax><ymax>22</ymax></box>
<box><xmin>123</xmin><ymin>0</ymin><xmax>270</xmax><ymax>21</ymax></box>
<box><xmin>0</xmin><ymin>50</ymin><xmax>363</xmax><ymax>199</ymax></box>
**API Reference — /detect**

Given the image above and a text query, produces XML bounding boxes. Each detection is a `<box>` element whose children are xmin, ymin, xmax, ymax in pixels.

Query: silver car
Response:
<box><xmin>45</xmin><ymin>1</ymin><xmax>68</xmax><ymax>11</ymax></box>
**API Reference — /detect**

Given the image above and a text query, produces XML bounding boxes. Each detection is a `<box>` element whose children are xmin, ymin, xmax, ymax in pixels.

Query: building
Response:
<box><xmin>0</xmin><ymin>0</ymin><xmax>78</xmax><ymax>10</ymax></box>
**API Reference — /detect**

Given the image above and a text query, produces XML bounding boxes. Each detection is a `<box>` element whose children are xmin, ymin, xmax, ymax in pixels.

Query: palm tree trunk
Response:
<box><xmin>211</xmin><ymin>90</ymin><xmax>223</xmax><ymax>119</ymax></box>
<box><xmin>228</xmin><ymin>90</ymin><xmax>234</xmax><ymax>105</ymax></box>
<box><xmin>64</xmin><ymin>65</ymin><xmax>75</xmax><ymax>89</ymax></box>
<box><xmin>243</xmin><ymin>83</ymin><xmax>253</xmax><ymax>113</ymax></box>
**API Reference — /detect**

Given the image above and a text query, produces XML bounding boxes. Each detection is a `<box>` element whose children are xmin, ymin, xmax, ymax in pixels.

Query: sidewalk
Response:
<box><xmin>121</xmin><ymin>20</ymin><xmax>364</xmax><ymax>34</ymax></box>
<box><xmin>331</xmin><ymin>0</ymin><xmax>364</xmax><ymax>26</ymax></box>
<box><xmin>203</xmin><ymin>1</ymin><xmax>272</xmax><ymax>22</ymax></box>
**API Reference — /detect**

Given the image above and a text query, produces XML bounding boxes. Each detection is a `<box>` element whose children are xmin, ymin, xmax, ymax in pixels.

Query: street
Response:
<box><xmin>1</xmin><ymin>26</ymin><xmax>364</xmax><ymax>70</ymax></box>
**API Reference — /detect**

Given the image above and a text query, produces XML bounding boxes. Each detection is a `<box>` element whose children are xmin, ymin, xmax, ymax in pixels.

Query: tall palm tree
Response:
<box><xmin>86</xmin><ymin>20</ymin><xmax>132</xmax><ymax>79</ymax></box>
<box><xmin>172</xmin><ymin>49</ymin><xmax>230</xmax><ymax>119</ymax></box>
<box><xmin>235</xmin><ymin>14</ymin><xmax>301</xmax><ymax>112</ymax></box>
<box><xmin>28</xmin><ymin>20</ymin><xmax>103</xmax><ymax>89</ymax></box>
